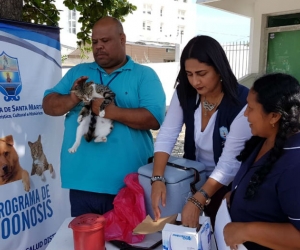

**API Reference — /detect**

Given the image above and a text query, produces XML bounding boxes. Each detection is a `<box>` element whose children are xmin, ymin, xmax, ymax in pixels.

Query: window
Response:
<box><xmin>160</xmin><ymin>23</ymin><xmax>163</xmax><ymax>32</ymax></box>
<box><xmin>166</xmin><ymin>48</ymin><xmax>174</xmax><ymax>53</ymax></box>
<box><xmin>268</xmin><ymin>13</ymin><xmax>300</xmax><ymax>27</ymax></box>
<box><xmin>160</xmin><ymin>7</ymin><xmax>163</xmax><ymax>17</ymax></box>
<box><xmin>143</xmin><ymin>4</ymin><xmax>152</xmax><ymax>15</ymax></box>
<box><xmin>143</xmin><ymin>21</ymin><xmax>152</xmax><ymax>31</ymax></box>
<box><xmin>177</xmin><ymin>26</ymin><xmax>185</xmax><ymax>36</ymax></box>
<box><xmin>178</xmin><ymin>10</ymin><xmax>185</xmax><ymax>20</ymax></box>
<box><xmin>68</xmin><ymin>9</ymin><xmax>76</xmax><ymax>34</ymax></box>
<box><xmin>183</xmin><ymin>0</ymin><xmax>187</xmax><ymax>2</ymax></box>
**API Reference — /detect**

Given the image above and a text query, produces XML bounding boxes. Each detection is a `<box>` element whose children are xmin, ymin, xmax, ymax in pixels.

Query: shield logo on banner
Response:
<box><xmin>0</xmin><ymin>51</ymin><xmax>22</xmax><ymax>101</ymax></box>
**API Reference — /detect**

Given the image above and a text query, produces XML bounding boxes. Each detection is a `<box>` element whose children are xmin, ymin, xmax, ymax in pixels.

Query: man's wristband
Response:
<box><xmin>150</xmin><ymin>176</ymin><xmax>166</xmax><ymax>185</ymax></box>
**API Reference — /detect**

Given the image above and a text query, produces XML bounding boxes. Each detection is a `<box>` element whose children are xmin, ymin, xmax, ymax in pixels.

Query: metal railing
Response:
<box><xmin>222</xmin><ymin>41</ymin><xmax>249</xmax><ymax>79</ymax></box>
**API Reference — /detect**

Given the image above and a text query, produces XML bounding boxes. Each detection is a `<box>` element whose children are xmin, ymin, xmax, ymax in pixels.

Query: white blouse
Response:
<box><xmin>154</xmin><ymin>90</ymin><xmax>252</xmax><ymax>185</ymax></box>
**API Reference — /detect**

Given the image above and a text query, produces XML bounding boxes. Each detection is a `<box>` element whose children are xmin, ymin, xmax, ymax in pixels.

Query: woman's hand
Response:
<box><xmin>223</xmin><ymin>222</ymin><xmax>247</xmax><ymax>249</ymax></box>
<box><xmin>181</xmin><ymin>198</ymin><xmax>201</xmax><ymax>228</ymax></box>
<box><xmin>151</xmin><ymin>181</ymin><xmax>166</xmax><ymax>221</ymax></box>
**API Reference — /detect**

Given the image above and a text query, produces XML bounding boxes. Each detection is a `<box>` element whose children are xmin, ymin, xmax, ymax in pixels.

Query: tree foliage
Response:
<box><xmin>23</xmin><ymin>0</ymin><xmax>60</xmax><ymax>26</ymax></box>
<box><xmin>3</xmin><ymin>0</ymin><xmax>136</xmax><ymax>46</ymax></box>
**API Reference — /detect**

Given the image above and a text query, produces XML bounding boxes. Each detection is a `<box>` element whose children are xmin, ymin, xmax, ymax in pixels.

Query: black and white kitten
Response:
<box><xmin>68</xmin><ymin>81</ymin><xmax>116</xmax><ymax>153</ymax></box>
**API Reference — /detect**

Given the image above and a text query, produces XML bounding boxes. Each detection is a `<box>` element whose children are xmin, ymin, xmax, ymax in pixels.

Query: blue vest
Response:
<box><xmin>178</xmin><ymin>84</ymin><xmax>249</xmax><ymax>164</ymax></box>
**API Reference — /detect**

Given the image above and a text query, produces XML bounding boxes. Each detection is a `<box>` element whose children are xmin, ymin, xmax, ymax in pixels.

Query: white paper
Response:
<box><xmin>214</xmin><ymin>199</ymin><xmax>247</xmax><ymax>250</ymax></box>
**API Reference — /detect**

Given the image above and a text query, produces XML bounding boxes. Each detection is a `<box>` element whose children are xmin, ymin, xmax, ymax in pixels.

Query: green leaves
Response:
<box><xmin>23</xmin><ymin>0</ymin><xmax>60</xmax><ymax>26</ymax></box>
<box><xmin>63</xmin><ymin>0</ymin><xmax>75</xmax><ymax>10</ymax></box>
<box><xmin>32</xmin><ymin>0</ymin><xmax>42</xmax><ymax>6</ymax></box>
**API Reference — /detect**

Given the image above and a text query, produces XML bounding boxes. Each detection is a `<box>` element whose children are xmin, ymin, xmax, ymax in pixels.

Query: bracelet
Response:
<box><xmin>150</xmin><ymin>176</ymin><xmax>166</xmax><ymax>185</ymax></box>
<box><xmin>187</xmin><ymin>196</ymin><xmax>204</xmax><ymax>211</ymax></box>
<box><xmin>197</xmin><ymin>189</ymin><xmax>211</xmax><ymax>206</ymax></box>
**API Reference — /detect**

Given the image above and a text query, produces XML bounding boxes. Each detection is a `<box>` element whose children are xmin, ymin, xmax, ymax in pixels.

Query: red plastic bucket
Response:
<box><xmin>69</xmin><ymin>213</ymin><xmax>106</xmax><ymax>250</ymax></box>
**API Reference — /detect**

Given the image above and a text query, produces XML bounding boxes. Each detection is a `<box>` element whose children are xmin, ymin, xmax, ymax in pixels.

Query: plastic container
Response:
<box><xmin>68</xmin><ymin>213</ymin><xmax>106</xmax><ymax>250</ymax></box>
<box><xmin>138</xmin><ymin>156</ymin><xmax>207</xmax><ymax>218</ymax></box>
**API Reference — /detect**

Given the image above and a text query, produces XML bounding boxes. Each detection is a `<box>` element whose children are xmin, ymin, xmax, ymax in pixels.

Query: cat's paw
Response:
<box><xmin>77</xmin><ymin>115</ymin><xmax>83</xmax><ymax>123</ymax></box>
<box><xmin>41</xmin><ymin>172</ymin><xmax>46</xmax><ymax>182</ymax></box>
<box><xmin>94</xmin><ymin>136</ymin><xmax>107</xmax><ymax>143</ymax></box>
<box><xmin>68</xmin><ymin>147</ymin><xmax>77</xmax><ymax>153</ymax></box>
<box><xmin>49</xmin><ymin>164</ymin><xmax>56</xmax><ymax>179</ymax></box>
<box><xmin>51</xmin><ymin>169</ymin><xmax>56</xmax><ymax>179</ymax></box>
<box><xmin>36</xmin><ymin>166</ymin><xmax>43</xmax><ymax>176</ymax></box>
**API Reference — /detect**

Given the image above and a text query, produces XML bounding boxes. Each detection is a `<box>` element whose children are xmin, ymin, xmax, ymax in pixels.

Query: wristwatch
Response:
<box><xmin>150</xmin><ymin>176</ymin><xmax>166</xmax><ymax>185</ymax></box>
<box><xmin>198</xmin><ymin>189</ymin><xmax>211</xmax><ymax>206</ymax></box>
<box><xmin>99</xmin><ymin>110</ymin><xmax>105</xmax><ymax>117</ymax></box>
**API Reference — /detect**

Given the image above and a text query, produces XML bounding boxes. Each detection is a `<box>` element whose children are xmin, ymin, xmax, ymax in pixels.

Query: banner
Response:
<box><xmin>0</xmin><ymin>19</ymin><xmax>70</xmax><ymax>250</ymax></box>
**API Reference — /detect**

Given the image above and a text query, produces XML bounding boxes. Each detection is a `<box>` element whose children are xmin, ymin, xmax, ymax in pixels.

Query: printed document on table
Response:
<box><xmin>214</xmin><ymin>199</ymin><xmax>247</xmax><ymax>250</ymax></box>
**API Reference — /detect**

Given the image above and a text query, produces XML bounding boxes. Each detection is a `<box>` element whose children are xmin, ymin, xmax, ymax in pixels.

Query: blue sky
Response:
<box><xmin>196</xmin><ymin>4</ymin><xmax>251</xmax><ymax>43</ymax></box>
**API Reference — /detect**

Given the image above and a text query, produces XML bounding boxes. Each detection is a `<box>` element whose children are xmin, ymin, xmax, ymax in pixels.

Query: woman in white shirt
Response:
<box><xmin>151</xmin><ymin>35</ymin><xmax>252</xmax><ymax>227</ymax></box>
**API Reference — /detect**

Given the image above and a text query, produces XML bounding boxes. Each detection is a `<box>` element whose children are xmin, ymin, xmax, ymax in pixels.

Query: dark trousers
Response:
<box><xmin>69</xmin><ymin>189</ymin><xmax>116</xmax><ymax>217</ymax></box>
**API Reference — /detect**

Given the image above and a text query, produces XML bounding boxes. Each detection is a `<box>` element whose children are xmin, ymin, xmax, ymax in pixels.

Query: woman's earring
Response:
<box><xmin>271</xmin><ymin>123</ymin><xmax>275</xmax><ymax>128</ymax></box>
<box><xmin>220</xmin><ymin>79</ymin><xmax>223</xmax><ymax>82</ymax></box>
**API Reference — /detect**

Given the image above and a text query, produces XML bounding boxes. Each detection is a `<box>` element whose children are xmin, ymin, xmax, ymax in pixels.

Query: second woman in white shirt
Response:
<box><xmin>151</xmin><ymin>35</ymin><xmax>252</xmax><ymax>228</ymax></box>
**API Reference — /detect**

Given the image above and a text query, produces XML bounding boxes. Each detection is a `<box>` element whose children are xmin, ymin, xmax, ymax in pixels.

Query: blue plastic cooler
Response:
<box><xmin>138</xmin><ymin>156</ymin><xmax>207</xmax><ymax>219</ymax></box>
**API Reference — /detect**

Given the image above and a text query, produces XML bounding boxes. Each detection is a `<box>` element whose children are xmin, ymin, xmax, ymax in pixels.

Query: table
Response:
<box><xmin>46</xmin><ymin>217</ymin><xmax>218</xmax><ymax>250</ymax></box>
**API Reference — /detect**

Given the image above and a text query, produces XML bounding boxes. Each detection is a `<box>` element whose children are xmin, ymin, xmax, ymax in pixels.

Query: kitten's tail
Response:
<box><xmin>84</xmin><ymin>112</ymin><xmax>97</xmax><ymax>142</ymax></box>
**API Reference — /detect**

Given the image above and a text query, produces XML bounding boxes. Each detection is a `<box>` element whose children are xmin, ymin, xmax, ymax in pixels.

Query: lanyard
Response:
<box><xmin>98</xmin><ymin>69</ymin><xmax>121</xmax><ymax>87</ymax></box>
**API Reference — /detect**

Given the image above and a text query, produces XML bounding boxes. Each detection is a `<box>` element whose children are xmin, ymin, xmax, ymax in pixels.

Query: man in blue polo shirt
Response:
<box><xmin>42</xmin><ymin>16</ymin><xmax>166</xmax><ymax>216</ymax></box>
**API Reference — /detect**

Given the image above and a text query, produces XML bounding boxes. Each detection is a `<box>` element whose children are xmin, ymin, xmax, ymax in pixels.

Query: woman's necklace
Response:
<box><xmin>202</xmin><ymin>93</ymin><xmax>224</xmax><ymax>116</ymax></box>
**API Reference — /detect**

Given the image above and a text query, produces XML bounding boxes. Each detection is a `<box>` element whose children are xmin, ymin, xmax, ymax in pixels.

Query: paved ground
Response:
<box><xmin>151</xmin><ymin>125</ymin><xmax>185</xmax><ymax>158</ymax></box>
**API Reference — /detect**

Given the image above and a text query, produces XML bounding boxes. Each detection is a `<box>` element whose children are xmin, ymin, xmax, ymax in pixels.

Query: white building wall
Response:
<box><xmin>55</xmin><ymin>0</ymin><xmax>197</xmax><ymax>55</ymax></box>
<box><xmin>122</xmin><ymin>0</ymin><xmax>197</xmax><ymax>45</ymax></box>
<box><xmin>55</xmin><ymin>1</ymin><xmax>81</xmax><ymax>54</ymax></box>
<box><xmin>55</xmin><ymin>0</ymin><xmax>253</xmax><ymax>57</ymax></box>
<box><xmin>144</xmin><ymin>62</ymin><xmax>180</xmax><ymax>105</ymax></box>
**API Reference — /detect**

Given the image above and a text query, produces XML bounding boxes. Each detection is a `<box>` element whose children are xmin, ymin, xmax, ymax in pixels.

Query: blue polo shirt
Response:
<box><xmin>230</xmin><ymin>133</ymin><xmax>300</xmax><ymax>250</ymax></box>
<box><xmin>44</xmin><ymin>56</ymin><xmax>166</xmax><ymax>194</ymax></box>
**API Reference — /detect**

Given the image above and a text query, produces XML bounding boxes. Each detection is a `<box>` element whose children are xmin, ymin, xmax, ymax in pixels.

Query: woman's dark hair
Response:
<box><xmin>236</xmin><ymin>73</ymin><xmax>300</xmax><ymax>199</ymax></box>
<box><xmin>176</xmin><ymin>35</ymin><xmax>238</xmax><ymax>109</ymax></box>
